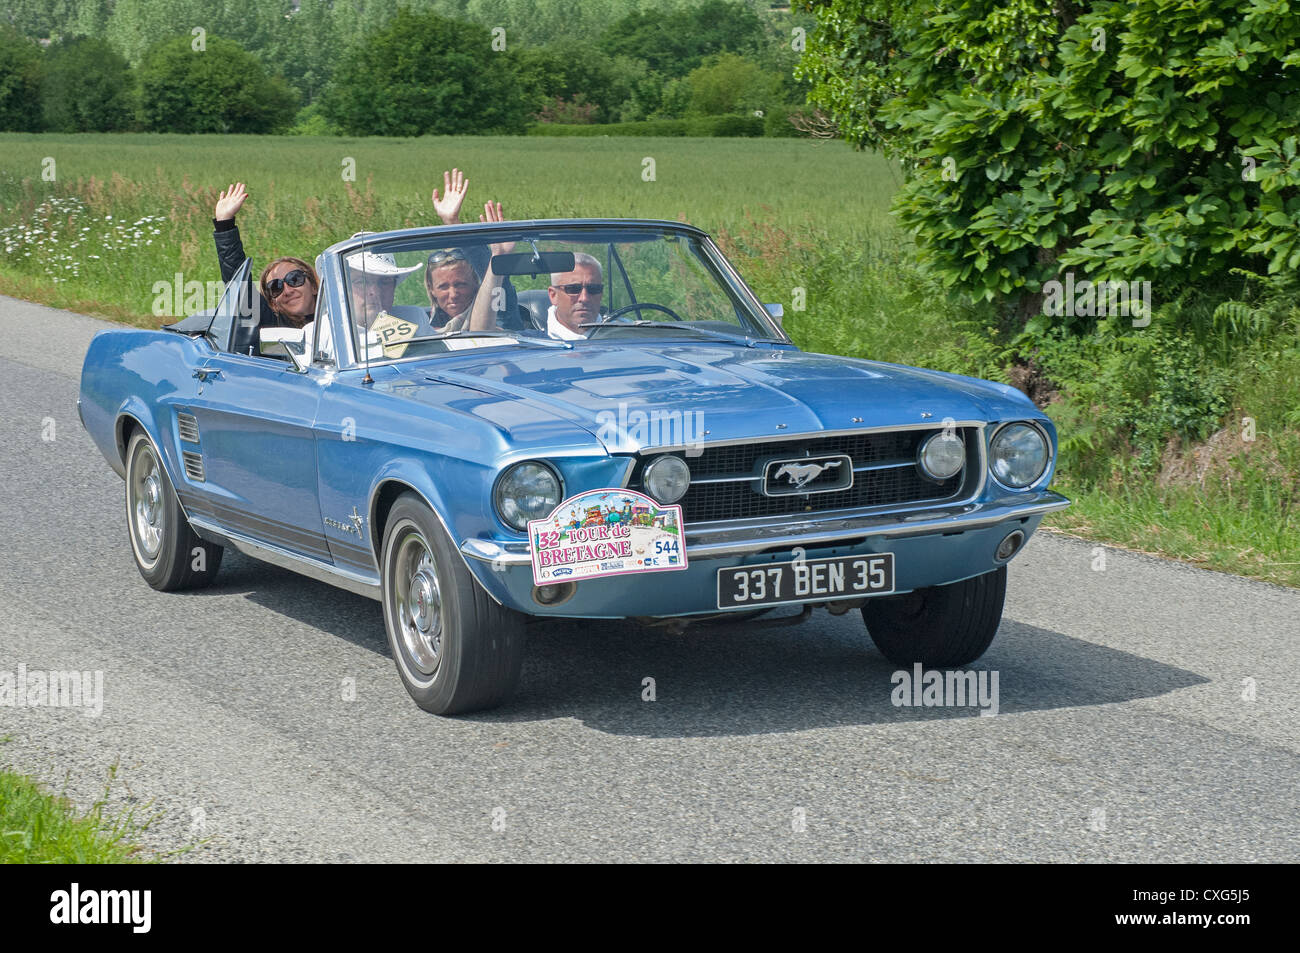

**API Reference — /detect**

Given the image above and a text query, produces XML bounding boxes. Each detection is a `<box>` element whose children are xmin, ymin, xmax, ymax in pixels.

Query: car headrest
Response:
<box><xmin>516</xmin><ymin>290</ymin><xmax>550</xmax><ymax>331</ymax></box>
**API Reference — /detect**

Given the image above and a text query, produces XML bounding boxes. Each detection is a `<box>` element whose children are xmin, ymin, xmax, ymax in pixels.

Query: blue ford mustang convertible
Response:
<box><xmin>79</xmin><ymin>220</ymin><xmax>1069</xmax><ymax>714</ymax></box>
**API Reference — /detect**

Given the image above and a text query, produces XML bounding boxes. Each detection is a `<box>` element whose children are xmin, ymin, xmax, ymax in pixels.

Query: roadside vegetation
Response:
<box><xmin>0</xmin><ymin>132</ymin><xmax>1295</xmax><ymax>588</ymax></box>
<box><xmin>0</xmin><ymin>756</ymin><xmax>153</xmax><ymax>863</ymax></box>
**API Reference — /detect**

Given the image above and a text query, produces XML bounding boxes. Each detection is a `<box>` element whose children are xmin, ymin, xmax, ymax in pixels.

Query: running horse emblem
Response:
<box><xmin>772</xmin><ymin>460</ymin><xmax>843</xmax><ymax>490</ymax></box>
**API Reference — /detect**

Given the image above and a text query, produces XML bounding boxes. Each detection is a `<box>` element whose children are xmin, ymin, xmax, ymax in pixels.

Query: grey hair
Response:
<box><xmin>552</xmin><ymin>252</ymin><xmax>602</xmax><ymax>286</ymax></box>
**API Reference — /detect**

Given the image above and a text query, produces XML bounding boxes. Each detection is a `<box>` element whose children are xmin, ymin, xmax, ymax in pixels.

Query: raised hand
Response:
<box><xmin>431</xmin><ymin>168</ymin><xmax>468</xmax><ymax>225</ymax></box>
<box><xmin>215</xmin><ymin>182</ymin><xmax>248</xmax><ymax>221</ymax></box>
<box><xmin>481</xmin><ymin>201</ymin><xmax>515</xmax><ymax>255</ymax></box>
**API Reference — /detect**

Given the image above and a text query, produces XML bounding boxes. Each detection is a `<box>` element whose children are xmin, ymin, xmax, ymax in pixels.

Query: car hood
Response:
<box><xmin>387</xmin><ymin>343</ymin><xmax>1039</xmax><ymax>452</ymax></box>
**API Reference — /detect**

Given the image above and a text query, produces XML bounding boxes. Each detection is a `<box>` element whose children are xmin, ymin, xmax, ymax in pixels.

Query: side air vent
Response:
<box><xmin>182</xmin><ymin>450</ymin><xmax>205</xmax><ymax>482</ymax></box>
<box><xmin>177</xmin><ymin>412</ymin><xmax>200</xmax><ymax>444</ymax></box>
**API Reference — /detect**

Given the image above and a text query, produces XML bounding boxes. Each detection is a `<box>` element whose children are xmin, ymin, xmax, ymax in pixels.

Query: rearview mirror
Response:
<box><xmin>491</xmin><ymin>251</ymin><xmax>576</xmax><ymax>277</ymax></box>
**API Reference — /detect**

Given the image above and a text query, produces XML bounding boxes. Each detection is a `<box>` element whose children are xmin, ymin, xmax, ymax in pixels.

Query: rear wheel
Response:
<box><xmin>380</xmin><ymin>493</ymin><xmax>525</xmax><ymax>715</ymax></box>
<box><xmin>861</xmin><ymin>566</ymin><xmax>1006</xmax><ymax>667</ymax></box>
<box><xmin>125</xmin><ymin>429</ymin><xmax>223</xmax><ymax>590</ymax></box>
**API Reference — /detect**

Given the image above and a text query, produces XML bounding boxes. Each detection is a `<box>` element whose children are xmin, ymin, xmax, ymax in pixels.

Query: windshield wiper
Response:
<box><xmin>405</xmin><ymin>330</ymin><xmax>573</xmax><ymax>349</ymax></box>
<box><xmin>579</xmin><ymin>320</ymin><xmax>768</xmax><ymax>345</ymax></box>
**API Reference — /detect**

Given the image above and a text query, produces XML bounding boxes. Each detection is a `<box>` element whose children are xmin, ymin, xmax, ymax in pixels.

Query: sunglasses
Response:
<box><xmin>552</xmin><ymin>282</ymin><xmax>603</xmax><ymax>296</ymax></box>
<box><xmin>428</xmin><ymin>249</ymin><xmax>469</xmax><ymax>265</ymax></box>
<box><xmin>267</xmin><ymin>269</ymin><xmax>309</xmax><ymax>299</ymax></box>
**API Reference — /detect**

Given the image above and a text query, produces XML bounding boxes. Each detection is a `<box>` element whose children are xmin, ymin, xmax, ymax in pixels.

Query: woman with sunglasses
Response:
<box><xmin>213</xmin><ymin>182</ymin><xmax>318</xmax><ymax>330</ymax></box>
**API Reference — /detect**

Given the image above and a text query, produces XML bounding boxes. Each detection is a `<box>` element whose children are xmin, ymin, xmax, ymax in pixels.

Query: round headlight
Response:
<box><xmin>919</xmin><ymin>431</ymin><xmax>965</xmax><ymax>481</ymax></box>
<box><xmin>642</xmin><ymin>455</ymin><xmax>690</xmax><ymax>504</ymax></box>
<box><xmin>494</xmin><ymin>462</ymin><xmax>562</xmax><ymax>531</ymax></box>
<box><xmin>990</xmin><ymin>423</ymin><xmax>1049</xmax><ymax>488</ymax></box>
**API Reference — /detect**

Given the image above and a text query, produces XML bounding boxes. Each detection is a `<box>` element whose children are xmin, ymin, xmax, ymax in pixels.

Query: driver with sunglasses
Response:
<box><xmin>545</xmin><ymin>253</ymin><xmax>604</xmax><ymax>340</ymax></box>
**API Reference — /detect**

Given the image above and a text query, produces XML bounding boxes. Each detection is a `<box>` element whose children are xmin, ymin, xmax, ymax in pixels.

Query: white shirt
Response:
<box><xmin>546</xmin><ymin>305</ymin><xmax>587</xmax><ymax>341</ymax></box>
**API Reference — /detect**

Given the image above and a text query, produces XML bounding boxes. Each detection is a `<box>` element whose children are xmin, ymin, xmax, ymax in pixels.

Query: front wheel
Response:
<box><xmin>380</xmin><ymin>493</ymin><xmax>525</xmax><ymax>715</ymax></box>
<box><xmin>861</xmin><ymin>566</ymin><xmax>1006</xmax><ymax>667</ymax></box>
<box><xmin>125</xmin><ymin>429</ymin><xmax>223</xmax><ymax>590</ymax></box>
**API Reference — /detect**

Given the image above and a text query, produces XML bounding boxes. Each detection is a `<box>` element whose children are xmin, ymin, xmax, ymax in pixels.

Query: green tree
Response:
<box><xmin>0</xmin><ymin>0</ymin><xmax>79</xmax><ymax>39</ymax></box>
<box><xmin>41</xmin><ymin>36</ymin><xmax>134</xmax><ymax>132</ymax></box>
<box><xmin>686</xmin><ymin>52</ymin><xmax>774</xmax><ymax>115</ymax></box>
<box><xmin>321</xmin><ymin>8</ymin><xmax>527</xmax><ymax>136</ymax></box>
<box><xmin>798</xmin><ymin>0</ymin><xmax>1300</xmax><ymax>323</ymax></box>
<box><xmin>136</xmin><ymin>34</ymin><xmax>297</xmax><ymax>133</ymax></box>
<box><xmin>600</xmin><ymin>0</ymin><xmax>765</xmax><ymax>77</ymax></box>
<box><xmin>107</xmin><ymin>0</ymin><xmax>285</xmax><ymax>66</ymax></box>
<box><xmin>0</xmin><ymin>24</ymin><xmax>42</xmax><ymax>131</ymax></box>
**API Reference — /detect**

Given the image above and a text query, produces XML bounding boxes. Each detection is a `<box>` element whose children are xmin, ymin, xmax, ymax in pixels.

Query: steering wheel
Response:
<box><xmin>598</xmin><ymin>302</ymin><xmax>686</xmax><ymax>324</ymax></box>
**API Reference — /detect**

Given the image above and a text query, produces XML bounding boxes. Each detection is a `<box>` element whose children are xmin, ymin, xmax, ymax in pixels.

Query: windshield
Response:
<box><xmin>342</xmin><ymin>227</ymin><xmax>780</xmax><ymax>362</ymax></box>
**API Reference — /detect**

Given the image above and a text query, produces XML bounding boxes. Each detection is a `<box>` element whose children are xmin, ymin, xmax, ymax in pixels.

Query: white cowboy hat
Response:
<box><xmin>344</xmin><ymin>249</ymin><xmax>423</xmax><ymax>280</ymax></box>
<box><xmin>345</xmin><ymin>233</ymin><xmax>422</xmax><ymax>280</ymax></box>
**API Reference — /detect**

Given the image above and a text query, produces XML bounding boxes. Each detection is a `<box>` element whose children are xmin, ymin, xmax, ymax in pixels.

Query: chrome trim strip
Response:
<box><xmin>686</xmin><ymin>493</ymin><xmax>1070</xmax><ymax>558</ymax></box>
<box><xmin>462</xmin><ymin>491</ymin><xmax>1070</xmax><ymax>565</ymax></box>
<box><xmin>688</xmin><ymin>459</ymin><xmax>916</xmax><ymax>485</ymax></box>
<box><xmin>190</xmin><ymin>517</ymin><xmax>382</xmax><ymax>600</ymax></box>
<box><xmin>643</xmin><ymin>420</ymin><xmax>987</xmax><ymax>455</ymax></box>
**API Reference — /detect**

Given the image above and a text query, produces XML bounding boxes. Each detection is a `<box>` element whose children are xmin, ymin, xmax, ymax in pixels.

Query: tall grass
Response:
<box><xmin>0</xmin><ymin>132</ymin><xmax>901</xmax><ymax>326</ymax></box>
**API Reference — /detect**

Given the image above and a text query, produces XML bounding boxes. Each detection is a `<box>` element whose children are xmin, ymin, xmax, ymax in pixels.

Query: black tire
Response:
<box><xmin>861</xmin><ymin>565</ymin><xmax>1007</xmax><ymax>667</ymax></box>
<box><xmin>380</xmin><ymin>492</ymin><xmax>525</xmax><ymax>715</ymax></box>
<box><xmin>124</xmin><ymin>429</ymin><xmax>223</xmax><ymax>590</ymax></box>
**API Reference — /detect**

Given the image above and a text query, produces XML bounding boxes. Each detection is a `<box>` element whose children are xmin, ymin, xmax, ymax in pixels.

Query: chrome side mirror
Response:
<box><xmin>259</xmin><ymin>326</ymin><xmax>310</xmax><ymax>372</ymax></box>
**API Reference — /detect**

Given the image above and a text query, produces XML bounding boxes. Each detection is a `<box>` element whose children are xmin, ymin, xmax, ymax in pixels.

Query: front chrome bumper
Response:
<box><xmin>460</xmin><ymin>490</ymin><xmax>1071</xmax><ymax>566</ymax></box>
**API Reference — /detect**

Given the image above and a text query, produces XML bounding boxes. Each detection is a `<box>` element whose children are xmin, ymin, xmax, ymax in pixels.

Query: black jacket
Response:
<box><xmin>213</xmin><ymin>219</ymin><xmax>296</xmax><ymax>338</ymax></box>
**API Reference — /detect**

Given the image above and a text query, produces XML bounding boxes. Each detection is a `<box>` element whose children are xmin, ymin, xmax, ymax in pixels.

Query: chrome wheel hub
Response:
<box><xmin>131</xmin><ymin>447</ymin><xmax>164</xmax><ymax>560</ymax></box>
<box><xmin>396</xmin><ymin>536</ymin><xmax>442</xmax><ymax>675</ymax></box>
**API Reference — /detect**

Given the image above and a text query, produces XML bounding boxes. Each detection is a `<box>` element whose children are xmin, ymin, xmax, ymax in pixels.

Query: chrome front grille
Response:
<box><xmin>631</xmin><ymin>428</ymin><xmax>973</xmax><ymax>524</ymax></box>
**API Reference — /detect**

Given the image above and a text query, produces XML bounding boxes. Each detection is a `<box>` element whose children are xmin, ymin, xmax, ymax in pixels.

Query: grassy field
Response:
<box><xmin>0</xmin><ymin>132</ymin><xmax>1295</xmax><ymax>589</ymax></box>
<box><xmin>0</xmin><ymin>132</ymin><xmax>900</xmax><ymax>321</ymax></box>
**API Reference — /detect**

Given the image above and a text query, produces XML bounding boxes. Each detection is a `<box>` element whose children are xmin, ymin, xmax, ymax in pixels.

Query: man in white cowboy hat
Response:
<box><xmin>345</xmin><ymin>236</ymin><xmax>426</xmax><ymax>329</ymax></box>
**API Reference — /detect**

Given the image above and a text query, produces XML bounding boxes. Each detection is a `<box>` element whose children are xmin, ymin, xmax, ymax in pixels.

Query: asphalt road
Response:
<box><xmin>1</xmin><ymin>294</ymin><xmax>1297</xmax><ymax>863</ymax></box>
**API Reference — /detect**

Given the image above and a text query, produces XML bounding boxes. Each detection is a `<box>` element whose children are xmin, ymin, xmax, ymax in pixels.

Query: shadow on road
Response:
<box><xmin>200</xmin><ymin>551</ymin><xmax>1208</xmax><ymax>737</ymax></box>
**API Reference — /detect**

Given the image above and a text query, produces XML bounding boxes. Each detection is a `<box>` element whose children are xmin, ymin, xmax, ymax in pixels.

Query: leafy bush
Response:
<box><xmin>798</xmin><ymin>0</ymin><xmax>1300</xmax><ymax>322</ymax></box>
<box><xmin>1027</xmin><ymin>319</ymin><xmax>1231</xmax><ymax>478</ymax></box>
<box><xmin>321</xmin><ymin>9</ymin><xmax>527</xmax><ymax>136</ymax></box>
<box><xmin>685</xmin><ymin>53</ymin><xmax>773</xmax><ymax>116</ymax></box>
<box><xmin>285</xmin><ymin>102</ymin><xmax>341</xmax><ymax>137</ymax></box>
<box><xmin>137</xmin><ymin>35</ymin><xmax>297</xmax><ymax>134</ymax></box>
<box><xmin>41</xmin><ymin>37</ymin><xmax>134</xmax><ymax>132</ymax></box>
<box><xmin>535</xmin><ymin>96</ymin><xmax>599</xmax><ymax>125</ymax></box>
<box><xmin>763</xmin><ymin>105</ymin><xmax>803</xmax><ymax>138</ymax></box>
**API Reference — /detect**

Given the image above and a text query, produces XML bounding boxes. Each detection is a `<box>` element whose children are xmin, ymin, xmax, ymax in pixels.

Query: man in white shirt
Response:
<box><xmin>546</xmin><ymin>253</ymin><xmax>604</xmax><ymax>340</ymax></box>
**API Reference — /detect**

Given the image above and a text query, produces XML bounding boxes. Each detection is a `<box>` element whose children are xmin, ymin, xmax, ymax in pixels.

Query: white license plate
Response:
<box><xmin>716</xmin><ymin>554</ymin><xmax>895</xmax><ymax>609</ymax></box>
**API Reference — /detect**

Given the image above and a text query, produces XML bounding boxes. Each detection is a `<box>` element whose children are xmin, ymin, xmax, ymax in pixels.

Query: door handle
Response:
<box><xmin>193</xmin><ymin>367</ymin><xmax>223</xmax><ymax>382</ymax></box>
